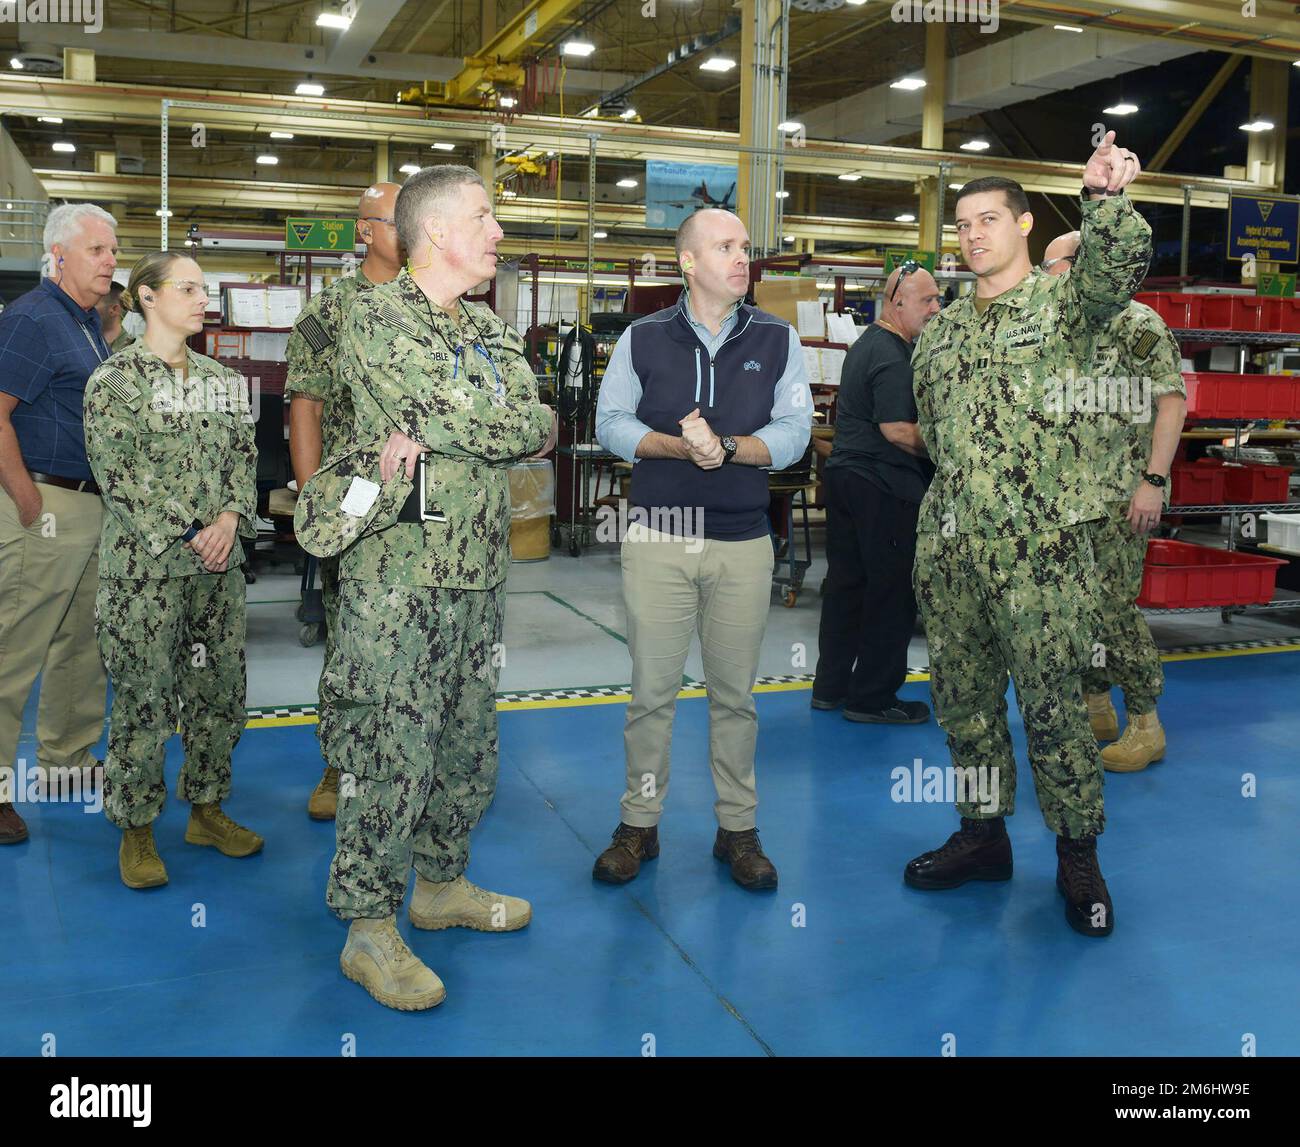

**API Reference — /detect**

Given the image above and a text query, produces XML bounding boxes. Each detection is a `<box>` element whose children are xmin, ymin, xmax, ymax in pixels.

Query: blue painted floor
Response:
<box><xmin>3</xmin><ymin>651</ymin><xmax>1298</xmax><ymax>1057</ymax></box>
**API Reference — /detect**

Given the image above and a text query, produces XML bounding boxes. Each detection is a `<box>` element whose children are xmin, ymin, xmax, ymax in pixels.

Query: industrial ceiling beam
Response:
<box><xmin>1147</xmin><ymin>55</ymin><xmax>1244</xmax><ymax>173</ymax></box>
<box><xmin>443</xmin><ymin>0</ymin><xmax>587</xmax><ymax>104</ymax></box>
<box><xmin>0</xmin><ymin>77</ymin><xmax>1260</xmax><ymax>210</ymax></box>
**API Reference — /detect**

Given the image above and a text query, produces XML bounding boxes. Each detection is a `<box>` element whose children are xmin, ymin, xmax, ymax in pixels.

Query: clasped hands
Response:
<box><xmin>679</xmin><ymin>407</ymin><xmax>726</xmax><ymax>470</ymax></box>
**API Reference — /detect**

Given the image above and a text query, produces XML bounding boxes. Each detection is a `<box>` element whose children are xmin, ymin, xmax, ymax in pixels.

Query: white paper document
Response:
<box><xmin>796</xmin><ymin>299</ymin><xmax>826</xmax><ymax>339</ymax></box>
<box><xmin>339</xmin><ymin>477</ymin><xmax>381</xmax><ymax>518</ymax></box>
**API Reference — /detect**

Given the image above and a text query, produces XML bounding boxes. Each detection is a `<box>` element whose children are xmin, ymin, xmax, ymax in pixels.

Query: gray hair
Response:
<box><xmin>44</xmin><ymin>203</ymin><xmax>118</xmax><ymax>253</ymax></box>
<box><xmin>394</xmin><ymin>165</ymin><xmax>485</xmax><ymax>254</ymax></box>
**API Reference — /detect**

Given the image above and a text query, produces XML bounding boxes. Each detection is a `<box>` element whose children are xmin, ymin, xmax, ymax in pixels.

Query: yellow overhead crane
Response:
<box><xmin>397</xmin><ymin>0</ymin><xmax>585</xmax><ymax>109</ymax></box>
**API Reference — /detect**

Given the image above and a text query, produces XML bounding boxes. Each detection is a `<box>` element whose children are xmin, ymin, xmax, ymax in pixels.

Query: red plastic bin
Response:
<box><xmin>1137</xmin><ymin>540</ymin><xmax>1286</xmax><ymax>608</ymax></box>
<box><xmin>1135</xmin><ymin>292</ymin><xmax>1200</xmax><ymax>329</ymax></box>
<box><xmin>1170</xmin><ymin>461</ymin><xmax>1226</xmax><ymax>505</ymax></box>
<box><xmin>1183</xmin><ymin>372</ymin><xmax>1300</xmax><ymax>419</ymax></box>
<box><xmin>1218</xmin><ymin>461</ymin><xmax>1291</xmax><ymax>504</ymax></box>
<box><xmin>1279</xmin><ymin>298</ymin><xmax>1300</xmax><ymax>334</ymax></box>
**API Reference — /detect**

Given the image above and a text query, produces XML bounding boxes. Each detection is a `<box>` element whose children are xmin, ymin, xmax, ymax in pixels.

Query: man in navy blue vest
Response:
<box><xmin>594</xmin><ymin>208</ymin><xmax>811</xmax><ymax>890</ymax></box>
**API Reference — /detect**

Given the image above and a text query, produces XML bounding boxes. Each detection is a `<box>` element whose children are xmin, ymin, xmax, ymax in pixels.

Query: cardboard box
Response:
<box><xmin>754</xmin><ymin>277</ymin><xmax>820</xmax><ymax>326</ymax></box>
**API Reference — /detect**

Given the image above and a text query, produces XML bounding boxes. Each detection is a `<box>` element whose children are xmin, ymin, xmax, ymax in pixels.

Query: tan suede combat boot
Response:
<box><xmin>1101</xmin><ymin>711</ymin><xmax>1166</xmax><ymax>773</ymax></box>
<box><xmin>340</xmin><ymin>916</ymin><xmax>446</xmax><ymax>1011</ymax></box>
<box><xmin>1085</xmin><ymin>692</ymin><xmax>1120</xmax><ymax>742</ymax></box>
<box><xmin>409</xmin><ymin>874</ymin><xmax>532</xmax><ymax>932</ymax></box>
<box><xmin>307</xmin><ymin>766</ymin><xmax>339</xmax><ymax>820</ymax></box>
<box><xmin>184</xmin><ymin>802</ymin><xmax>264</xmax><ymax>857</ymax></box>
<box><xmin>119</xmin><ymin>825</ymin><xmax>168</xmax><ymax>889</ymax></box>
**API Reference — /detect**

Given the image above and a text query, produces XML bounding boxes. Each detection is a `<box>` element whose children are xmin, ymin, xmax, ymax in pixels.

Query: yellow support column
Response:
<box><xmin>917</xmin><ymin>21</ymin><xmax>947</xmax><ymax>257</ymax></box>
<box><xmin>1246</xmin><ymin>59</ymin><xmax>1289</xmax><ymax>284</ymax></box>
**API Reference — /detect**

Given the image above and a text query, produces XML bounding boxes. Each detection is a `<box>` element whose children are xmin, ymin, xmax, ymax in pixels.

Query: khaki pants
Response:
<box><xmin>0</xmin><ymin>483</ymin><xmax>107</xmax><ymax>777</ymax></box>
<box><xmin>619</xmin><ymin>523</ymin><xmax>774</xmax><ymax>831</ymax></box>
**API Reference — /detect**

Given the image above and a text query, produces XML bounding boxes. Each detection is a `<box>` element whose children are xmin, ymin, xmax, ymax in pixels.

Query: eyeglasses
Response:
<box><xmin>890</xmin><ymin>259</ymin><xmax>921</xmax><ymax>302</ymax></box>
<box><xmin>1040</xmin><ymin>255</ymin><xmax>1076</xmax><ymax>272</ymax></box>
<box><xmin>360</xmin><ymin>217</ymin><xmax>395</xmax><ymax>226</ymax></box>
<box><xmin>158</xmin><ymin>280</ymin><xmax>206</xmax><ymax>298</ymax></box>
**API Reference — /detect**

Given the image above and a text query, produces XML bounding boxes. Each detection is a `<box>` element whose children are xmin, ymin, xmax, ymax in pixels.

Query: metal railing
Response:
<box><xmin>0</xmin><ymin>199</ymin><xmax>48</xmax><ymax>265</ymax></box>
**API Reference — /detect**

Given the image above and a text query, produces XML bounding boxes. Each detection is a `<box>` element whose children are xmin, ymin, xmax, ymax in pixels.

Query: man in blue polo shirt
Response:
<box><xmin>594</xmin><ymin>207</ymin><xmax>812</xmax><ymax>891</ymax></box>
<box><xmin>0</xmin><ymin>203</ymin><xmax>119</xmax><ymax>845</ymax></box>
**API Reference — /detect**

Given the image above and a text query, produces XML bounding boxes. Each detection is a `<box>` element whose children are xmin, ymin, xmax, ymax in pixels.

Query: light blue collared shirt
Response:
<box><xmin>596</xmin><ymin>292</ymin><xmax>812</xmax><ymax>469</ymax></box>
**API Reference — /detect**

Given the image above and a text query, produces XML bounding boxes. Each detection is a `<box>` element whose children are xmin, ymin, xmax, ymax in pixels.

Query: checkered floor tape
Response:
<box><xmin>239</xmin><ymin>636</ymin><xmax>1300</xmax><ymax>725</ymax></box>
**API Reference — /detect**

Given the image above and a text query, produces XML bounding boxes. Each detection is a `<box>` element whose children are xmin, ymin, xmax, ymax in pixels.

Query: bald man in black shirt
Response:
<box><xmin>812</xmin><ymin>262</ymin><xmax>942</xmax><ymax>723</ymax></box>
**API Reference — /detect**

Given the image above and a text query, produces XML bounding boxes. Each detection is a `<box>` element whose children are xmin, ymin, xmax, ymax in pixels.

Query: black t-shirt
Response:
<box><xmin>824</xmin><ymin>323</ymin><xmax>935</xmax><ymax>504</ymax></box>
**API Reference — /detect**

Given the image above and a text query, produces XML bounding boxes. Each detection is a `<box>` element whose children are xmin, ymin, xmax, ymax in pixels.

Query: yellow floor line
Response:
<box><xmin>241</xmin><ymin>642</ymin><xmax>1298</xmax><ymax>727</ymax></box>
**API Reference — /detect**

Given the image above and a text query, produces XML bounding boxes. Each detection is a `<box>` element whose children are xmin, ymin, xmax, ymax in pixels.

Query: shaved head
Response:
<box><xmin>675</xmin><ymin>208</ymin><xmax>741</xmax><ymax>262</ymax></box>
<box><xmin>357</xmin><ymin>182</ymin><xmax>400</xmax><ymax>220</ymax></box>
<box><xmin>1043</xmin><ymin>230</ymin><xmax>1080</xmax><ymax>276</ymax></box>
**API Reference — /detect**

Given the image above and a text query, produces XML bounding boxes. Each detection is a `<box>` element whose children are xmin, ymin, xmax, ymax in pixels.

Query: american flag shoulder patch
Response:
<box><xmin>1131</xmin><ymin>329</ymin><xmax>1159</xmax><ymax>360</ymax></box>
<box><xmin>98</xmin><ymin>366</ymin><xmax>140</xmax><ymax>404</ymax></box>
<box><xmin>297</xmin><ymin>312</ymin><xmax>334</xmax><ymax>355</ymax></box>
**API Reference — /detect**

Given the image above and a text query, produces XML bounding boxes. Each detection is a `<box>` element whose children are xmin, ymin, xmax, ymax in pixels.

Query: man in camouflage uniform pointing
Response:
<box><xmin>1043</xmin><ymin>231</ymin><xmax>1186</xmax><ymax>773</ymax></box>
<box><xmin>323</xmin><ymin>165</ymin><xmax>553</xmax><ymax>1010</ymax></box>
<box><xmin>904</xmin><ymin>132</ymin><xmax>1152</xmax><ymax>938</ymax></box>
<box><xmin>286</xmin><ymin>181</ymin><xmax>403</xmax><ymax>820</ymax></box>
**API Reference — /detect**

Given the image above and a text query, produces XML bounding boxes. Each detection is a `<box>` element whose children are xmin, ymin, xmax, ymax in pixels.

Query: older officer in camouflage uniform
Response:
<box><xmin>286</xmin><ymin>181</ymin><xmax>402</xmax><ymax>820</ymax></box>
<box><xmin>904</xmin><ymin>132</ymin><xmax>1151</xmax><ymax>938</ymax></box>
<box><xmin>84</xmin><ymin>251</ymin><xmax>262</xmax><ymax>889</ymax></box>
<box><xmin>1043</xmin><ymin>231</ymin><xmax>1187</xmax><ymax>773</ymax></box>
<box><xmin>324</xmin><ymin>165</ymin><xmax>553</xmax><ymax>1010</ymax></box>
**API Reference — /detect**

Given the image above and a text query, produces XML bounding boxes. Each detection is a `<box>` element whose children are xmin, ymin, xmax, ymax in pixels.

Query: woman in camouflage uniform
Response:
<box><xmin>84</xmin><ymin>251</ymin><xmax>262</xmax><ymax>889</ymax></box>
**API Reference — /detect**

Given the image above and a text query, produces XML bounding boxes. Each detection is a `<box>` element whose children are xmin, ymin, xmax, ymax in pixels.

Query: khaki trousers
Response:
<box><xmin>619</xmin><ymin>523</ymin><xmax>774</xmax><ymax>831</ymax></box>
<box><xmin>0</xmin><ymin>483</ymin><xmax>107</xmax><ymax>777</ymax></box>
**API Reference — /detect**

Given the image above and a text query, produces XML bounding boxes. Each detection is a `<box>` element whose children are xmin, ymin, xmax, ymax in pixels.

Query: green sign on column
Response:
<box><xmin>285</xmin><ymin>218</ymin><xmax>357</xmax><ymax>251</ymax></box>
<box><xmin>1257</xmin><ymin>272</ymin><xmax>1297</xmax><ymax>297</ymax></box>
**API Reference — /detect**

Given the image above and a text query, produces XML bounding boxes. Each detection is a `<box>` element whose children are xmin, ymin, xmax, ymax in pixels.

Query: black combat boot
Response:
<box><xmin>904</xmin><ymin>816</ymin><xmax>1012</xmax><ymax>890</ymax></box>
<box><xmin>1055</xmin><ymin>835</ymin><xmax>1114</xmax><ymax>937</ymax></box>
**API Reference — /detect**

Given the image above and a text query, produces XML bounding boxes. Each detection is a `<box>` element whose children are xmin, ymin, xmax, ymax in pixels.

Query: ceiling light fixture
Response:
<box><xmin>399</xmin><ymin>163</ymin><xmax>420</xmax><ymax>174</ymax></box>
<box><xmin>775</xmin><ymin>190</ymin><xmax>790</xmax><ymax>199</ymax></box>
<box><xmin>431</xmin><ymin>142</ymin><xmax>456</xmax><ymax>151</ymax></box>
<box><xmin>52</xmin><ymin>141</ymin><xmax>75</xmax><ymax>152</ymax></box>
<box><xmin>269</xmin><ymin>130</ymin><xmax>294</xmax><ymax>139</ymax></box>
<box><xmin>619</xmin><ymin>108</ymin><xmax>637</xmax><ymax>120</ymax></box>
<box><xmin>1054</xmin><ymin>24</ymin><xmax>1084</xmax><ymax>32</ymax></box>
<box><xmin>499</xmin><ymin>96</ymin><xmax>517</xmax><ymax>108</ymax></box>
<box><xmin>37</xmin><ymin>115</ymin><xmax>63</xmax><ymax>124</ymax></box>
<box><xmin>617</xmin><ymin>178</ymin><xmax>638</xmax><ymax>188</ymax></box>
<box><xmin>564</xmin><ymin>41</ymin><xmax>596</xmax><ymax>57</ymax></box>
<box><xmin>1240</xmin><ymin>119</ymin><xmax>1274</xmax><ymax>133</ymax></box>
<box><xmin>316</xmin><ymin>11</ymin><xmax>352</xmax><ymax>29</ymax></box>
<box><xmin>256</xmin><ymin>154</ymin><xmax>279</xmax><ymax>164</ymax></box>
<box><xmin>699</xmin><ymin>57</ymin><xmax>736</xmax><ymax>73</ymax></box>
<box><xmin>296</xmin><ymin>79</ymin><xmax>325</xmax><ymax>96</ymax></box>
<box><xmin>890</xmin><ymin>78</ymin><xmax>926</xmax><ymax>91</ymax></box>
<box><xmin>895</xmin><ymin>213</ymin><xmax>916</xmax><ymax>223</ymax></box>
<box><xmin>155</xmin><ymin>209</ymin><xmax>173</xmax><ymax>217</ymax></box>
<box><xmin>960</xmin><ymin>139</ymin><xmax>990</xmax><ymax>151</ymax></box>
<box><xmin>1103</xmin><ymin>103</ymin><xmax>1138</xmax><ymax>115</ymax></box>
<box><xmin>593</xmin><ymin>230</ymin><xmax>608</xmax><ymax>239</ymax></box>
<box><xmin>838</xmin><ymin>173</ymin><xmax>862</xmax><ymax>181</ymax></box>
<box><xmin>777</xmin><ymin>121</ymin><xmax>803</xmax><ymax>133</ymax></box>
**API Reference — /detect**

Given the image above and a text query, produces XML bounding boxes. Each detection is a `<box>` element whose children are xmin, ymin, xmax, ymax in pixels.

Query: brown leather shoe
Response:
<box><xmin>713</xmin><ymin>827</ymin><xmax>778</xmax><ymax>891</ymax></box>
<box><xmin>592</xmin><ymin>823</ymin><xmax>659</xmax><ymax>884</ymax></box>
<box><xmin>0</xmin><ymin>803</ymin><xmax>29</xmax><ymax>845</ymax></box>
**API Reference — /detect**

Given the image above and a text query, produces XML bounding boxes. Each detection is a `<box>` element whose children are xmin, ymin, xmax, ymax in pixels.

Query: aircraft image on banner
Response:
<box><xmin>658</xmin><ymin>181</ymin><xmax>738</xmax><ymax>213</ymax></box>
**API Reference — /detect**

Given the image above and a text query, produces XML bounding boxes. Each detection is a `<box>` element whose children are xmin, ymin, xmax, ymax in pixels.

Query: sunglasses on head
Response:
<box><xmin>890</xmin><ymin>259</ymin><xmax>921</xmax><ymax>302</ymax></box>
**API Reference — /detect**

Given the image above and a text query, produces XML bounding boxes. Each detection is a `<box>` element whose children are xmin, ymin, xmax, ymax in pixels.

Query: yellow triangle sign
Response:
<box><xmin>290</xmin><ymin>221</ymin><xmax>315</xmax><ymax>244</ymax></box>
<box><xmin>1259</xmin><ymin>201</ymin><xmax>1274</xmax><ymax>223</ymax></box>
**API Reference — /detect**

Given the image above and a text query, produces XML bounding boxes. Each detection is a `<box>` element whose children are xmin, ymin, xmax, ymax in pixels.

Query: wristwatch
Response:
<box><xmin>1141</xmin><ymin>472</ymin><xmax>1168</xmax><ymax>489</ymax></box>
<box><xmin>720</xmin><ymin>436</ymin><xmax>738</xmax><ymax>463</ymax></box>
